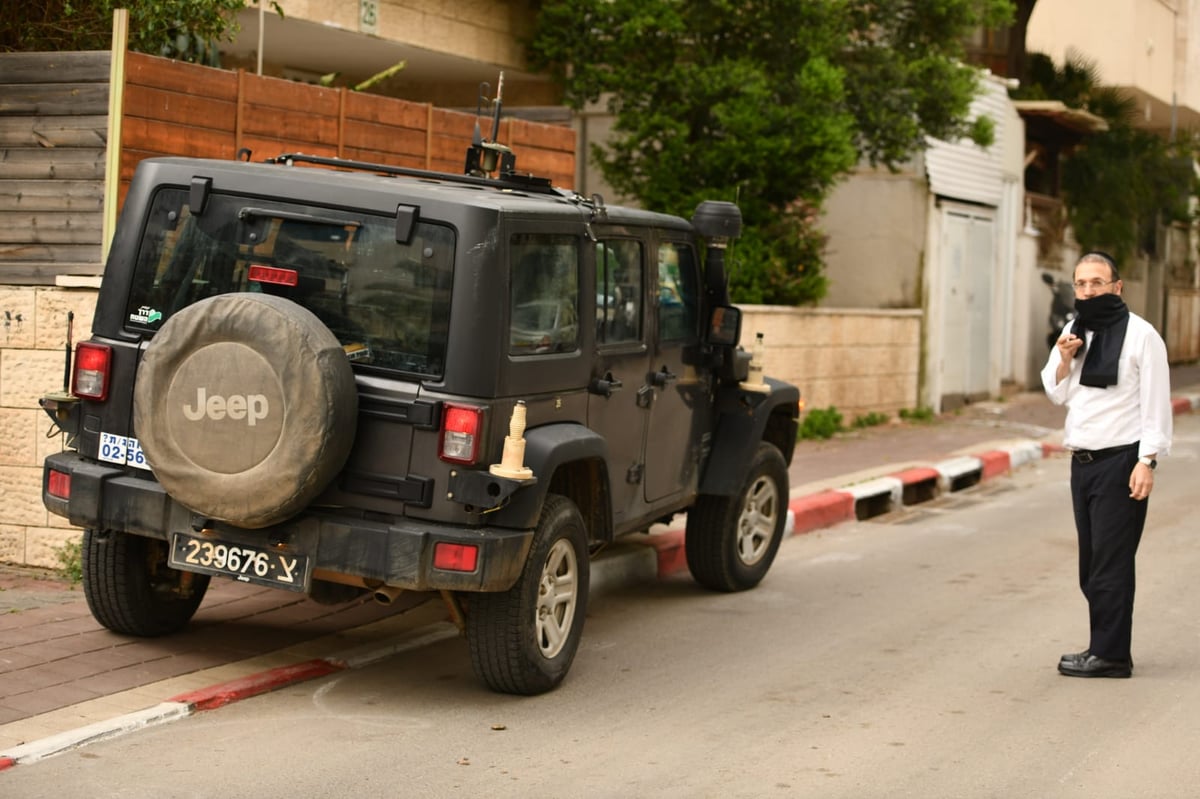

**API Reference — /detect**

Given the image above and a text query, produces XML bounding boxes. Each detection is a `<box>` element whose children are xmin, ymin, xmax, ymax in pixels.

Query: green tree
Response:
<box><xmin>1014</xmin><ymin>52</ymin><xmax>1197</xmax><ymax>264</ymax></box>
<box><xmin>0</xmin><ymin>1</ymin><xmax>280</xmax><ymax>65</ymax></box>
<box><xmin>528</xmin><ymin>0</ymin><xmax>1013</xmax><ymax>304</ymax></box>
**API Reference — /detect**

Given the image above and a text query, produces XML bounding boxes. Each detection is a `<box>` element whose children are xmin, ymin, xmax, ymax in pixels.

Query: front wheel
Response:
<box><xmin>466</xmin><ymin>494</ymin><xmax>590</xmax><ymax>695</ymax></box>
<box><xmin>686</xmin><ymin>442</ymin><xmax>788</xmax><ymax>592</ymax></box>
<box><xmin>82</xmin><ymin>529</ymin><xmax>210</xmax><ymax>636</ymax></box>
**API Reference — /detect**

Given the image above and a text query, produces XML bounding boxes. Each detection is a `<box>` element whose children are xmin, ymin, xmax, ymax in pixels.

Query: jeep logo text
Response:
<box><xmin>181</xmin><ymin>387</ymin><xmax>269</xmax><ymax>426</ymax></box>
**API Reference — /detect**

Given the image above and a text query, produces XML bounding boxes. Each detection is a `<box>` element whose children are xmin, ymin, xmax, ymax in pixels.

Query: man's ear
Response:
<box><xmin>1114</xmin><ymin>280</ymin><xmax>1123</xmax><ymax>295</ymax></box>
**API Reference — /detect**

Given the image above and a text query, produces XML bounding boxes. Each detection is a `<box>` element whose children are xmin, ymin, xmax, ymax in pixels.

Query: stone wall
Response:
<box><xmin>0</xmin><ymin>286</ymin><xmax>98</xmax><ymax>567</ymax></box>
<box><xmin>742</xmin><ymin>306</ymin><xmax>922</xmax><ymax>418</ymax></box>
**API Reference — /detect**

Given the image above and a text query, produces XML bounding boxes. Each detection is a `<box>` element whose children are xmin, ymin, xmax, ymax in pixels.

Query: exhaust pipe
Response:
<box><xmin>372</xmin><ymin>584</ymin><xmax>405</xmax><ymax>606</ymax></box>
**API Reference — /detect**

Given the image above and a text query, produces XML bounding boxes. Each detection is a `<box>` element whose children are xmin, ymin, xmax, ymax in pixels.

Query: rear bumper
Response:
<box><xmin>43</xmin><ymin>451</ymin><xmax>534</xmax><ymax>592</ymax></box>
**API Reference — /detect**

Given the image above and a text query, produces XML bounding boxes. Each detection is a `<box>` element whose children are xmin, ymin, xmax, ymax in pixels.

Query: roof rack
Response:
<box><xmin>263</xmin><ymin>152</ymin><xmax>560</xmax><ymax>196</ymax></box>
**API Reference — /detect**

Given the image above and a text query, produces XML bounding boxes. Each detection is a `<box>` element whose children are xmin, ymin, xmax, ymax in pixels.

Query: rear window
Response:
<box><xmin>123</xmin><ymin>188</ymin><xmax>454</xmax><ymax>377</ymax></box>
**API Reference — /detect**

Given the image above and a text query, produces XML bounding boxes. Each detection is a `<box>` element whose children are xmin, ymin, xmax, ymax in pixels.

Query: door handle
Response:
<box><xmin>588</xmin><ymin>373</ymin><xmax>624</xmax><ymax>397</ymax></box>
<box><xmin>651</xmin><ymin>366</ymin><xmax>678</xmax><ymax>387</ymax></box>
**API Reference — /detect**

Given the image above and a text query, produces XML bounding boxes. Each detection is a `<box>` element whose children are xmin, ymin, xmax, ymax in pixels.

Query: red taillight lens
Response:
<box><xmin>433</xmin><ymin>542</ymin><xmax>479</xmax><ymax>572</ymax></box>
<box><xmin>72</xmin><ymin>342</ymin><xmax>112</xmax><ymax>401</ymax></box>
<box><xmin>248</xmin><ymin>263</ymin><xmax>299</xmax><ymax>287</ymax></box>
<box><xmin>440</xmin><ymin>404</ymin><xmax>483</xmax><ymax>464</ymax></box>
<box><xmin>47</xmin><ymin>469</ymin><xmax>71</xmax><ymax>499</ymax></box>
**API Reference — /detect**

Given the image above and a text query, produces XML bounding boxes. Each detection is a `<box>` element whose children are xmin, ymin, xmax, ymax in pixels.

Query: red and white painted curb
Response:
<box><xmin>3</xmin><ymin>396</ymin><xmax>1195</xmax><ymax>771</ymax></box>
<box><xmin>0</xmin><ymin>622</ymin><xmax>460</xmax><ymax>770</ymax></box>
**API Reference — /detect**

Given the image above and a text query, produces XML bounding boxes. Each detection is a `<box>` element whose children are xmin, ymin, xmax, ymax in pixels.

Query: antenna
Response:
<box><xmin>471</xmin><ymin>81</ymin><xmax>490</xmax><ymax>148</ymax></box>
<box><xmin>464</xmin><ymin>72</ymin><xmax>515</xmax><ymax>178</ymax></box>
<box><xmin>62</xmin><ymin>311</ymin><xmax>74</xmax><ymax>392</ymax></box>
<box><xmin>491</xmin><ymin>71</ymin><xmax>504</xmax><ymax>143</ymax></box>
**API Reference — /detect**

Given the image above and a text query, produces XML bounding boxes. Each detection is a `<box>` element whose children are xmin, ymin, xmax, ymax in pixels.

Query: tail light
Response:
<box><xmin>433</xmin><ymin>542</ymin><xmax>479</xmax><ymax>572</ymax></box>
<box><xmin>47</xmin><ymin>469</ymin><xmax>71</xmax><ymax>499</ymax></box>
<box><xmin>248</xmin><ymin>263</ymin><xmax>299</xmax><ymax>287</ymax></box>
<box><xmin>72</xmin><ymin>342</ymin><xmax>112</xmax><ymax>401</ymax></box>
<box><xmin>440</xmin><ymin>403</ymin><xmax>483</xmax><ymax>464</ymax></box>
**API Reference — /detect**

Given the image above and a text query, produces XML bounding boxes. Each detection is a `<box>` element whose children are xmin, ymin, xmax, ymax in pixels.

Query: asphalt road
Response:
<box><xmin>5</xmin><ymin>412</ymin><xmax>1199</xmax><ymax>798</ymax></box>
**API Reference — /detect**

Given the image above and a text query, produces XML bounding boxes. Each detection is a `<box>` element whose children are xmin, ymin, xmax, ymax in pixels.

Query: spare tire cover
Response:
<box><xmin>134</xmin><ymin>293</ymin><xmax>358</xmax><ymax>529</ymax></box>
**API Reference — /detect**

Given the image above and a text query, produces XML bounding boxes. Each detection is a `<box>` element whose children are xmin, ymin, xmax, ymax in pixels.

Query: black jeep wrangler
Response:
<box><xmin>41</xmin><ymin>137</ymin><xmax>799</xmax><ymax>695</ymax></box>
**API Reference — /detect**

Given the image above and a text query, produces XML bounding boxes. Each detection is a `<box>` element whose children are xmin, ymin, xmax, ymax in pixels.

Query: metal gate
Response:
<box><xmin>939</xmin><ymin>207</ymin><xmax>996</xmax><ymax>407</ymax></box>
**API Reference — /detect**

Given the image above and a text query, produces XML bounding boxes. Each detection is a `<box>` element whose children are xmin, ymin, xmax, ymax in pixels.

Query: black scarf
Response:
<box><xmin>1070</xmin><ymin>293</ymin><xmax>1130</xmax><ymax>388</ymax></box>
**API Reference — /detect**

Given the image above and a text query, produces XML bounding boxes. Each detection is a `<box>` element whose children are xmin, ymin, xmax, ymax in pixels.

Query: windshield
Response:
<box><xmin>123</xmin><ymin>188</ymin><xmax>454</xmax><ymax>377</ymax></box>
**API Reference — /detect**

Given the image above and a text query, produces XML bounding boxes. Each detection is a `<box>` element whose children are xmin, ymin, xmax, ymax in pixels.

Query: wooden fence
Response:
<box><xmin>117</xmin><ymin>52</ymin><xmax>576</xmax><ymax>208</ymax></box>
<box><xmin>0</xmin><ymin>51</ymin><xmax>110</xmax><ymax>282</ymax></box>
<box><xmin>0</xmin><ymin>50</ymin><xmax>577</xmax><ymax>286</ymax></box>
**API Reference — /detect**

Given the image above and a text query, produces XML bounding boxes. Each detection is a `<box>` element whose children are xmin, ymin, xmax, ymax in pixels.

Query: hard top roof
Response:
<box><xmin>134</xmin><ymin>155</ymin><xmax>694</xmax><ymax>232</ymax></box>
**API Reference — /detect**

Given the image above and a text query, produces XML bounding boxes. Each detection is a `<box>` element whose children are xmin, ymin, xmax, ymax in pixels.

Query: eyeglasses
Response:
<box><xmin>1073</xmin><ymin>279</ymin><xmax>1116</xmax><ymax>291</ymax></box>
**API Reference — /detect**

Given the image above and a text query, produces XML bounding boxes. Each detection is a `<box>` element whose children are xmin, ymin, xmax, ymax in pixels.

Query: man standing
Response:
<box><xmin>1041</xmin><ymin>251</ymin><xmax>1172</xmax><ymax>678</ymax></box>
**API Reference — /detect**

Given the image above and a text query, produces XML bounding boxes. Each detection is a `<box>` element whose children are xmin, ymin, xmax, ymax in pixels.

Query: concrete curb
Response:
<box><xmin>1</xmin><ymin>397</ymin><xmax>1193</xmax><ymax>771</ymax></box>
<box><xmin>0</xmin><ymin>620</ymin><xmax>462</xmax><ymax>770</ymax></box>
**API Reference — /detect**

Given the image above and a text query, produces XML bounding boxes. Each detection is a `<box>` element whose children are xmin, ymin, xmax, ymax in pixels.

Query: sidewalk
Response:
<box><xmin>3</xmin><ymin>363</ymin><xmax>1198</xmax><ymax>769</ymax></box>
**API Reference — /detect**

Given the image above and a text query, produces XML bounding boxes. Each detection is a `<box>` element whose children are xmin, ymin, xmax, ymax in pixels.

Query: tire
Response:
<box><xmin>466</xmin><ymin>494</ymin><xmax>590</xmax><ymax>695</ymax></box>
<box><xmin>133</xmin><ymin>293</ymin><xmax>358</xmax><ymax>529</ymax></box>
<box><xmin>82</xmin><ymin>529</ymin><xmax>210</xmax><ymax>636</ymax></box>
<box><xmin>686</xmin><ymin>442</ymin><xmax>788</xmax><ymax>592</ymax></box>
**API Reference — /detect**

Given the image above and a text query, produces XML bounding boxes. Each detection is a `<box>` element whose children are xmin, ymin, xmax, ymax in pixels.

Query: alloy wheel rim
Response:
<box><xmin>736</xmin><ymin>476</ymin><xmax>778</xmax><ymax>566</ymax></box>
<box><xmin>535</xmin><ymin>538</ymin><xmax>578</xmax><ymax>658</ymax></box>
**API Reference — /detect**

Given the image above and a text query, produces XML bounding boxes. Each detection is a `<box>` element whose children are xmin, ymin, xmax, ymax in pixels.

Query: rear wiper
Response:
<box><xmin>238</xmin><ymin>207</ymin><xmax>362</xmax><ymax>229</ymax></box>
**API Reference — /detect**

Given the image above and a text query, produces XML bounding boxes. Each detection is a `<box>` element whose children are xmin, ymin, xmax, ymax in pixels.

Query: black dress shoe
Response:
<box><xmin>1059</xmin><ymin>650</ymin><xmax>1132</xmax><ymax>669</ymax></box>
<box><xmin>1059</xmin><ymin>649</ymin><xmax>1090</xmax><ymax>665</ymax></box>
<box><xmin>1058</xmin><ymin>654</ymin><xmax>1132</xmax><ymax>678</ymax></box>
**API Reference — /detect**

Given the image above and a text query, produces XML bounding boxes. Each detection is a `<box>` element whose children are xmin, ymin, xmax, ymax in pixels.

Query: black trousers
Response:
<box><xmin>1070</xmin><ymin>444</ymin><xmax>1147</xmax><ymax>661</ymax></box>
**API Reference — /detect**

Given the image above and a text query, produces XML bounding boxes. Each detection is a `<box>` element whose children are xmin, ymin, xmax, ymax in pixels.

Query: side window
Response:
<box><xmin>509</xmin><ymin>233</ymin><xmax>580</xmax><ymax>356</ymax></box>
<box><xmin>657</xmin><ymin>241</ymin><xmax>700</xmax><ymax>342</ymax></box>
<box><xmin>596</xmin><ymin>239</ymin><xmax>644</xmax><ymax>344</ymax></box>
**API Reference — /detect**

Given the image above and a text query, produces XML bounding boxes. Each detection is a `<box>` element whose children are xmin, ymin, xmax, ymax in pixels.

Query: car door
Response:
<box><xmin>643</xmin><ymin>237</ymin><xmax>710</xmax><ymax>503</ymax></box>
<box><xmin>586</xmin><ymin>235</ymin><xmax>651</xmax><ymax>527</ymax></box>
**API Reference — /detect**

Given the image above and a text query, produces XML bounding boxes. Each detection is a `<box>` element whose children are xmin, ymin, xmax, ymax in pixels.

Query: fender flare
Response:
<box><xmin>489</xmin><ymin>423</ymin><xmax>610</xmax><ymax>531</ymax></box>
<box><xmin>699</xmin><ymin>379</ymin><xmax>800</xmax><ymax>497</ymax></box>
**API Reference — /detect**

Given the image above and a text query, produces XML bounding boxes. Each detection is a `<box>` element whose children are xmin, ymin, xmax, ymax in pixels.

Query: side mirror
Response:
<box><xmin>708</xmin><ymin>305</ymin><xmax>741</xmax><ymax>346</ymax></box>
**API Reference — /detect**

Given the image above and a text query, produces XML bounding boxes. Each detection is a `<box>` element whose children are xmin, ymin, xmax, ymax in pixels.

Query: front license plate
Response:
<box><xmin>169</xmin><ymin>533</ymin><xmax>310</xmax><ymax>592</ymax></box>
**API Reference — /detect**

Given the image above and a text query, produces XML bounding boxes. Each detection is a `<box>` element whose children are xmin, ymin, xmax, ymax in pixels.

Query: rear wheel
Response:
<box><xmin>82</xmin><ymin>529</ymin><xmax>210</xmax><ymax>636</ymax></box>
<box><xmin>686</xmin><ymin>442</ymin><xmax>788</xmax><ymax>592</ymax></box>
<box><xmin>466</xmin><ymin>494</ymin><xmax>589</xmax><ymax>695</ymax></box>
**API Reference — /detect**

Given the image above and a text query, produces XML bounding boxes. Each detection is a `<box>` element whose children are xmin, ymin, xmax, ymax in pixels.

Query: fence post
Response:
<box><xmin>426</xmin><ymin>103</ymin><xmax>436</xmax><ymax>170</ymax></box>
<box><xmin>235</xmin><ymin>69</ymin><xmax>246</xmax><ymax>156</ymax></box>
<box><xmin>102</xmin><ymin>8</ymin><xmax>129</xmax><ymax>263</ymax></box>
<box><xmin>338</xmin><ymin>87</ymin><xmax>347</xmax><ymax>158</ymax></box>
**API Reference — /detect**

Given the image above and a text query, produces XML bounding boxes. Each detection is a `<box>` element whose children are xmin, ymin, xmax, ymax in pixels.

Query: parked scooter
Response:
<box><xmin>1042</xmin><ymin>272</ymin><xmax>1076</xmax><ymax>349</ymax></box>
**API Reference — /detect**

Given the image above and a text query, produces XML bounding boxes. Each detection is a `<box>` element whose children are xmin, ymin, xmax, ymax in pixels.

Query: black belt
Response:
<box><xmin>1071</xmin><ymin>442</ymin><xmax>1138</xmax><ymax>464</ymax></box>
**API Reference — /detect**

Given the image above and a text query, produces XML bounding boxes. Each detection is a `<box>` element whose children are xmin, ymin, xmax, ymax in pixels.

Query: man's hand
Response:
<box><xmin>1055</xmin><ymin>334</ymin><xmax>1083</xmax><ymax>383</ymax></box>
<box><xmin>1129</xmin><ymin>462</ymin><xmax>1154</xmax><ymax>500</ymax></box>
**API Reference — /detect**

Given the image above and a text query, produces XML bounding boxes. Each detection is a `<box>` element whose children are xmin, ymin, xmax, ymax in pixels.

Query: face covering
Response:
<box><xmin>1070</xmin><ymin>293</ymin><xmax>1130</xmax><ymax>388</ymax></box>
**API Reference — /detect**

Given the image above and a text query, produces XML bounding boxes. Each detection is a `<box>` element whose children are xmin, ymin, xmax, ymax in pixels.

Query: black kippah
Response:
<box><xmin>1081</xmin><ymin>250</ymin><xmax>1119</xmax><ymax>273</ymax></box>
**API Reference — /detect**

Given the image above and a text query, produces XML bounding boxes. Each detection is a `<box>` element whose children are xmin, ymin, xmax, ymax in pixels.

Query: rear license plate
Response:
<box><xmin>169</xmin><ymin>532</ymin><xmax>310</xmax><ymax>592</ymax></box>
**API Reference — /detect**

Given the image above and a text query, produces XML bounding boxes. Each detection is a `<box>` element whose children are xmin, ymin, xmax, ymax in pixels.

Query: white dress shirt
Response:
<box><xmin>1041</xmin><ymin>311</ymin><xmax>1172</xmax><ymax>458</ymax></box>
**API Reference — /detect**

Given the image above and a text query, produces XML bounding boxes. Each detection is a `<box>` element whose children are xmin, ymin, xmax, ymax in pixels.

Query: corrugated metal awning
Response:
<box><xmin>1011</xmin><ymin>100</ymin><xmax>1109</xmax><ymax>134</ymax></box>
<box><xmin>924</xmin><ymin>77</ymin><xmax>1011</xmax><ymax>207</ymax></box>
